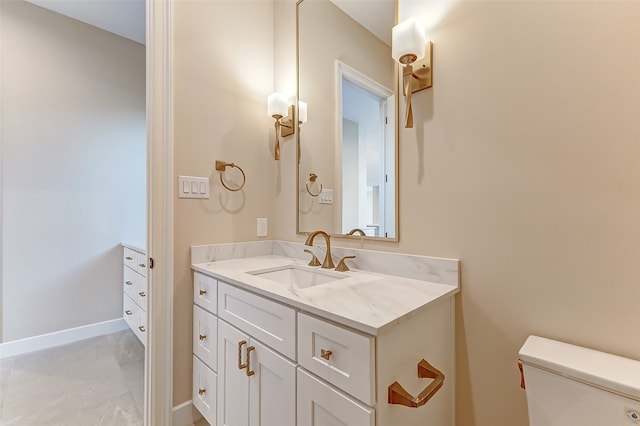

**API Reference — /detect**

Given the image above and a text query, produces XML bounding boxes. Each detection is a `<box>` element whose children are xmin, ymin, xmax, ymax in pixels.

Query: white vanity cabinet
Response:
<box><xmin>192</xmin><ymin>268</ymin><xmax>455</xmax><ymax>426</ymax></box>
<box><xmin>122</xmin><ymin>244</ymin><xmax>147</xmax><ymax>345</ymax></box>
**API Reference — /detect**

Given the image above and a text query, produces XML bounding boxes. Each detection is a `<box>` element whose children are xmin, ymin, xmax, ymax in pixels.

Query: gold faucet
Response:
<box><xmin>347</xmin><ymin>228</ymin><xmax>365</xmax><ymax>236</ymax></box>
<box><xmin>304</xmin><ymin>230</ymin><xmax>335</xmax><ymax>269</ymax></box>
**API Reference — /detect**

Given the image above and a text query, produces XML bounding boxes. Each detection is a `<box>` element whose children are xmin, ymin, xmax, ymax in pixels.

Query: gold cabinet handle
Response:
<box><xmin>138</xmin><ymin>292</ymin><xmax>146</xmax><ymax>297</ymax></box>
<box><xmin>238</xmin><ymin>340</ymin><xmax>248</xmax><ymax>370</ymax></box>
<box><xmin>125</xmin><ymin>256</ymin><xmax>133</xmax><ymax>261</ymax></box>
<box><xmin>199</xmin><ymin>289</ymin><xmax>207</xmax><ymax>295</ymax></box>
<box><xmin>125</xmin><ymin>310</ymin><xmax>133</xmax><ymax>315</ymax></box>
<box><xmin>125</xmin><ymin>281</ymin><xmax>133</xmax><ymax>286</ymax></box>
<box><xmin>388</xmin><ymin>359</ymin><xmax>445</xmax><ymax>408</ymax></box>
<box><xmin>138</xmin><ymin>326</ymin><xmax>146</xmax><ymax>333</ymax></box>
<box><xmin>198</xmin><ymin>388</ymin><xmax>206</xmax><ymax>395</ymax></box>
<box><xmin>199</xmin><ymin>334</ymin><xmax>207</xmax><ymax>341</ymax></box>
<box><xmin>246</xmin><ymin>346</ymin><xmax>255</xmax><ymax>377</ymax></box>
<box><xmin>320</xmin><ymin>349</ymin><xmax>332</xmax><ymax>361</ymax></box>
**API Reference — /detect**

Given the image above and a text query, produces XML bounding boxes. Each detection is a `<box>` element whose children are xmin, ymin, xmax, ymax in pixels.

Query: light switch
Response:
<box><xmin>318</xmin><ymin>188</ymin><xmax>334</xmax><ymax>204</ymax></box>
<box><xmin>179</xmin><ymin>176</ymin><xmax>210</xmax><ymax>199</ymax></box>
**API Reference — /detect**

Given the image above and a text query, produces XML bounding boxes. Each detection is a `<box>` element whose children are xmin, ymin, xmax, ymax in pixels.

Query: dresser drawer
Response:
<box><xmin>134</xmin><ymin>309</ymin><xmax>147</xmax><ymax>344</ymax></box>
<box><xmin>123</xmin><ymin>293</ymin><xmax>139</xmax><ymax>329</ymax></box>
<box><xmin>136</xmin><ymin>251</ymin><xmax>147</xmax><ymax>277</ymax></box>
<box><xmin>123</xmin><ymin>247</ymin><xmax>138</xmax><ymax>270</ymax></box>
<box><xmin>123</xmin><ymin>267</ymin><xmax>139</xmax><ymax>299</ymax></box>
<box><xmin>298</xmin><ymin>313</ymin><xmax>375</xmax><ymax>405</ymax></box>
<box><xmin>297</xmin><ymin>368</ymin><xmax>374</xmax><ymax>426</ymax></box>
<box><xmin>194</xmin><ymin>272</ymin><xmax>217</xmax><ymax>314</ymax></box>
<box><xmin>193</xmin><ymin>305</ymin><xmax>217</xmax><ymax>371</ymax></box>
<box><xmin>193</xmin><ymin>355</ymin><xmax>217</xmax><ymax>426</ymax></box>
<box><xmin>136</xmin><ymin>274</ymin><xmax>148</xmax><ymax>311</ymax></box>
<box><xmin>218</xmin><ymin>282</ymin><xmax>296</xmax><ymax>360</ymax></box>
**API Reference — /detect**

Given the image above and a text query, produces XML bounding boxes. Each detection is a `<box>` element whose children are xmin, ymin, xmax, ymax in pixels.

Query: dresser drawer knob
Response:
<box><xmin>139</xmin><ymin>263</ymin><xmax>146</xmax><ymax>268</ymax></box>
<box><xmin>138</xmin><ymin>326</ymin><xmax>146</xmax><ymax>333</ymax></box>
<box><xmin>199</xmin><ymin>289</ymin><xmax>207</xmax><ymax>296</ymax></box>
<box><xmin>198</xmin><ymin>388</ymin><xmax>206</xmax><ymax>395</ymax></box>
<box><xmin>320</xmin><ymin>349</ymin><xmax>332</xmax><ymax>361</ymax></box>
<box><xmin>125</xmin><ymin>256</ymin><xmax>133</xmax><ymax>261</ymax></box>
<box><xmin>138</xmin><ymin>292</ymin><xmax>146</xmax><ymax>297</ymax></box>
<box><xmin>125</xmin><ymin>281</ymin><xmax>133</xmax><ymax>286</ymax></box>
<box><xmin>199</xmin><ymin>334</ymin><xmax>207</xmax><ymax>341</ymax></box>
<box><xmin>125</xmin><ymin>310</ymin><xmax>133</xmax><ymax>315</ymax></box>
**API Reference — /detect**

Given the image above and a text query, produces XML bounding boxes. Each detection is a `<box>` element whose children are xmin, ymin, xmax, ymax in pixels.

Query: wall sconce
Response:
<box><xmin>267</xmin><ymin>92</ymin><xmax>295</xmax><ymax>160</ymax></box>
<box><xmin>392</xmin><ymin>17</ymin><xmax>432</xmax><ymax>128</ymax></box>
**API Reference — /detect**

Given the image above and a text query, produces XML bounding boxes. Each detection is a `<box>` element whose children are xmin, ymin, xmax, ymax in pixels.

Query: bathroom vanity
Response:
<box><xmin>191</xmin><ymin>241</ymin><xmax>459</xmax><ymax>426</ymax></box>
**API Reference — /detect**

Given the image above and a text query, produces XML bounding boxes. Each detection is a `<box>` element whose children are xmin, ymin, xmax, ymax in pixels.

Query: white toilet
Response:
<box><xmin>519</xmin><ymin>335</ymin><xmax>640</xmax><ymax>426</ymax></box>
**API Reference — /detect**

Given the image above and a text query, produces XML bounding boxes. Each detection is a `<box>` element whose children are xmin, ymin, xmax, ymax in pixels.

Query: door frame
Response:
<box><xmin>145</xmin><ymin>0</ymin><xmax>174</xmax><ymax>424</ymax></box>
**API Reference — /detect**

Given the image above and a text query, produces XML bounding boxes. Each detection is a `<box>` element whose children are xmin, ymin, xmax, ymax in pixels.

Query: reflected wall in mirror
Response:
<box><xmin>297</xmin><ymin>0</ymin><xmax>398</xmax><ymax>240</ymax></box>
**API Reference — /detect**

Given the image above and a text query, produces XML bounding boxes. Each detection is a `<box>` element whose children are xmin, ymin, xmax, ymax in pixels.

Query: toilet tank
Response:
<box><xmin>519</xmin><ymin>336</ymin><xmax>640</xmax><ymax>426</ymax></box>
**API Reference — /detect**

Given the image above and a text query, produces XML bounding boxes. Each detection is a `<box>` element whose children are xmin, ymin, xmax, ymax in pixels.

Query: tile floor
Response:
<box><xmin>0</xmin><ymin>329</ymin><xmax>144</xmax><ymax>425</ymax></box>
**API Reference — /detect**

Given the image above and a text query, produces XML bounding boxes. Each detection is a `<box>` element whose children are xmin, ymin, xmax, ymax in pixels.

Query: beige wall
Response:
<box><xmin>275</xmin><ymin>0</ymin><xmax>640</xmax><ymax>425</ymax></box>
<box><xmin>172</xmin><ymin>0</ymin><xmax>276</xmax><ymax>405</ymax></box>
<box><xmin>0</xmin><ymin>0</ymin><xmax>146</xmax><ymax>342</ymax></box>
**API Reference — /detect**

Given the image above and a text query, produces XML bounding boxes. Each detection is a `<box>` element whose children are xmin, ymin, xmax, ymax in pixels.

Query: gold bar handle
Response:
<box><xmin>238</xmin><ymin>340</ymin><xmax>247</xmax><ymax>370</ymax></box>
<box><xmin>138</xmin><ymin>326</ymin><xmax>146</xmax><ymax>333</ymax></box>
<box><xmin>388</xmin><ymin>359</ymin><xmax>445</xmax><ymax>408</ymax></box>
<box><xmin>199</xmin><ymin>334</ymin><xmax>207</xmax><ymax>341</ymax></box>
<box><xmin>199</xmin><ymin>289</ymin><xmax>207</xmax><ymax>296</ymax></box>
<box><xmin>320</xmin><ymin>349</ymin><xmax>332</xmax><ymax>361</ymax></box>
<box><xmin>246</xmin><ymin>346</ymin><xmax>255</xmax><ymax>377</ymax></box>
<box><xmin>198</xmin><ymin>388</ymin><xmax>206</xmax><ymax>395</ymax></box>
<box><xmin>518</xmin><ymin>359</ymin><xmax>526</xmax><ymax>389</ymax></box>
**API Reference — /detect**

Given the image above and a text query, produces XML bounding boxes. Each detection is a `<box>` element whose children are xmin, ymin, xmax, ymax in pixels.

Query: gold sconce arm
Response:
<box><xmin>388</xmin><ymin>358</ymin><xmax>444</xmax><ymax>408</ymax></box>
<box><xmin>401</xmin><ymin>43</ymin><xmax>432</xmax><ymax>129</ymax></box>
<box><xmin>272</xmin><ymin>105</ymin><xmax>295</xmax><ymax>160</ymax></box>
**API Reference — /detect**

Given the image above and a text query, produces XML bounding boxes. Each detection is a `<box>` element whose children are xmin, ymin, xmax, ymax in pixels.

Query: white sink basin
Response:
<box><xmin>247</xmin><ymin>265</ymin><xmax>346</xmax><ymax>289</ymax></box>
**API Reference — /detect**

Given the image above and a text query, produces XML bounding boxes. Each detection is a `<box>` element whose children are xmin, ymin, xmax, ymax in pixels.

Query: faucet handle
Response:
<box><xmin>304</xmin><ymin>249</ymin><xmax>321</xmax><ymax>267</ymax></box>
<box><xmin>335</xmin><ymin>255</ymin><xmax>356</xmax><ymax>272</ymax></box>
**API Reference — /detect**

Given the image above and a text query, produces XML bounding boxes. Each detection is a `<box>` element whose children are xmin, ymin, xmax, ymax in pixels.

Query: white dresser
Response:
<box><xmin>122</xmin><ymin>243</ymin><xmax>147</xmax><ymax>345</ymax></box>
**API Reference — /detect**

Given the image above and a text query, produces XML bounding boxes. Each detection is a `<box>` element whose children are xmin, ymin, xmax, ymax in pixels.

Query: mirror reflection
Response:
<box><xmin>297</xmin><ymin>0</ymin><xmax>398</xmax><ymax>240</ymax></box>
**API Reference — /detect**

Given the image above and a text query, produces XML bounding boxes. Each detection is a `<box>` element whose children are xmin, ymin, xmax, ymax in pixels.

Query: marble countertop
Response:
<box><xmin>192</xmin><ymin>255</ymin><xmax>459</xmax><ymax>336</ymax></box>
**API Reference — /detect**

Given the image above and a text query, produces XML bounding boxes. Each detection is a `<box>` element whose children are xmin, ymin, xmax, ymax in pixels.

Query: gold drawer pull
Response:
<box><xmin>125</xmin><ymin>256</ymin><xmax>133</xmax><ymax>261</ymax></box>
<box><xmin>139</xmin><ymin>263</ymin><xmax>146</xmax><ymax>268</ymax></box>
<box><xmin>198</xmin><ymin>388</ymin><xmax>206</xmax><ymax>395</ymax></box>
<box><xmin>199</xmin><ymin>334</ymin><xmax>207</xmax><ymax>341</ymax></box>
<box><xmin>138</xmin><ymin>292</ymin><xmax>146</xmax><ymax>297</ymax></box>
<box><xmin>246</xmin><ymin>346</ymin><xmax>255</xmax><ymax>377</ymax></box>
<box><xmin>125</xmin><ymin>281</ymin><xmax>133</xmax><ymax>286</ymax></box>
<box><xmin>320</xmin><ymin>349</ymin><xmax>332</xmax><ymax>361</ymax></box>
<box><xmin>138</xmin><ymin>326</ymin><xmax>146</xmax><ymax>333</ymax></box>
<box><xmin>238</xmin><ymin>340</ymin><xmax>248</xmax><ymax>370</ymax></box>
<box><xmin>388</xmin><ymin>359</ymin><xmax>444</xmax><ymax>408</ymax></box>
<box><xmin>125</xmin><ymin>310</ymin><xmax>133</xmax><ymax>315</ymax></box>
<box><xmin>199</xmin><ymin>289</ymin><xmax>207</xmax><ymax>295</ymax></box>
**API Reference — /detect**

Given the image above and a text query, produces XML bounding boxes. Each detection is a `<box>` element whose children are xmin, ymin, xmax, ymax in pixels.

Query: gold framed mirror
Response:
<box><xmin>296</xmin><ymin>0</ymin><xmax>399</xmax><ymax>241</ymax></box>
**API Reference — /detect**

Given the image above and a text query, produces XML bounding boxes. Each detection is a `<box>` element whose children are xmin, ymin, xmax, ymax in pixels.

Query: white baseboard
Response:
<box><xmin>0</xmin><ymin>318</ymin><xmax>128</xmax><ymax>359</ymax></box>
<box><xmin>172</xmin><ymin>400</ymin><xmax>203</xmax><ymax>426</ymax></box>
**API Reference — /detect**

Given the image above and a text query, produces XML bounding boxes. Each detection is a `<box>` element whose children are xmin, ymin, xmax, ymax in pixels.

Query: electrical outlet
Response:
<box><xmin>257</xmin><ymin>218</ymin><xmax>268</xmax><ymax>237</ymax></box>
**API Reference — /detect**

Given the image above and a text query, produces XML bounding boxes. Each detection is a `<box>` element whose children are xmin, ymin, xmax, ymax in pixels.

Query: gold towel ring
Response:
<box><xmin>215</xmin><ymin>160</ymin><xmax>246</xmax><ymax>192</ymax></box>
<box><xmin>305</xmin><ymin>173</ymin><xmax>322</xmax><ymax>197</ymax></box>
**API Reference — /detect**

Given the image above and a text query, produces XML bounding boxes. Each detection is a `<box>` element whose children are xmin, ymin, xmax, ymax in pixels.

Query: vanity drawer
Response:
<box><xmin>194</xmin><ymin>272</ymin><xmax>217</xmax><ymax>314</ymax></box>
<box><xmin>193</xmin><ymin>355</ymin><xmax>217</xmax><ymax>426</ymax></box>
<box><xmin>297</xmin><ymin>368</ymin><xmax>374</xmax><ymax>426</ymax></box>
<box><xmin>298</xmin><ymin>313</ymin><xmax>375</xmax><ymax>405</ymax></box>
<box><xmin>218</xmin><ymin>282</ymin><xmax>296</xmax><ymax>360</ymax></box>
<box><xmin>123</xmin><ymin>247</ymin><xmax>138</xmax><ymax>270</ymax></box>
<box><xmin>193</xmin><ymin>305</ymin><xmax>217</xmax><ymax>371</ymax></box>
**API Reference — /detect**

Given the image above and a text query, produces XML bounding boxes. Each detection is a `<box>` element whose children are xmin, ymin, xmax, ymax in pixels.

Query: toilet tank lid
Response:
<box><xmin>519</xmin><ymin>335</ymin><xmax>640</xmax><ymax>400</ymax></box>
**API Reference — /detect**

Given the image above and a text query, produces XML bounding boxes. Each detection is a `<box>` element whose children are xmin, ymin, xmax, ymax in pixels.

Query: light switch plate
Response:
<box><xmin>318</xmin><ymin>188</ymin><xmax>333</xmax><ymax>204</ymax></box>
<box><xmin>178</xmin><ymin>176</ymin><xmax>210</xmax><ymax>199</ymax></box>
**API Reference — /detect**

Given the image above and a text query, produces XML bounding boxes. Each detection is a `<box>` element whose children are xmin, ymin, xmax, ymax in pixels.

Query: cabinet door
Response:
<box><xmin>249</xmin><ymin>339</ymin><xmax>296</xmax><ymax>426</ymax></box>
<box><xmin>217</xmin><ymin>320</ymin><xmax>249</xmax><ymax>426</ymax></box>
<box><xmin>297</xmin><ymin>369</ymin><xmax>374</xmax><ymax>426</ymax></box>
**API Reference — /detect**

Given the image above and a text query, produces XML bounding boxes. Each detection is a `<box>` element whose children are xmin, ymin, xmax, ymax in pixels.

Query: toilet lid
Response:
<box><xmin>519</xmin><ymin>335</ymin><xmax>640</xmax><ymax>401</ymax></box>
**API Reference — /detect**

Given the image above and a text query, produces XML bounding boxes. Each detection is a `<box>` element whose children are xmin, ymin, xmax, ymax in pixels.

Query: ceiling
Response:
<box><xmin>25</xmin><ymin>0</ymin><xmax>145</xmax><ymax>44</ymax></box>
